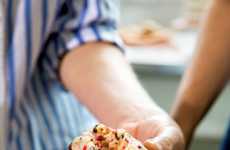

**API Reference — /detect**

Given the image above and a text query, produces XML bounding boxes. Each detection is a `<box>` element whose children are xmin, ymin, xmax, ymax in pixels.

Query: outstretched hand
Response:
<box><xmin>121</xmin><ymin>113</ymin><xmax>185</xmax><ymax>150</ymax></box>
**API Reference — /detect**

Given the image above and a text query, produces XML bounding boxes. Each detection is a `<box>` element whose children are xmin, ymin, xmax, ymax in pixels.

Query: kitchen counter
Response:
<box><xmin>127</xmin><ymin>31</ymin><xmax>196</xmax><ymax>74</ymax></box>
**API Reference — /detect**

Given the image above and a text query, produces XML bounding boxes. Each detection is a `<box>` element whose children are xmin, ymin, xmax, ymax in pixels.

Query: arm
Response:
<box><xmin>60</xmin><ymin>42</ymin><xmax>184</xmax><ymax>150</ymax></box>
<box><xmin>171</xmin><ymin>0</ymin><xmax>230</xmax><ymax>147</ymax></box>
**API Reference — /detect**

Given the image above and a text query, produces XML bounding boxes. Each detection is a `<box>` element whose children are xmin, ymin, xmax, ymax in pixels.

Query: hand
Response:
<box><xmin>120</xmin><ymin>112</ymin><xmax>185</xmax><ymax>150</ymax></box>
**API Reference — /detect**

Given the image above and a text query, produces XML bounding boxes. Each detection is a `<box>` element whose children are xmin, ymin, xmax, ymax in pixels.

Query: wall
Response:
<box><xmin>121</xmin><ymin>0</ymin><xmax>183</xmax><ymax>26</ymax></box>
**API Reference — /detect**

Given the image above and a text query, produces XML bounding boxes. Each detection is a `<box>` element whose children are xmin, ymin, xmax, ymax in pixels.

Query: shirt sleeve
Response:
<box><xmin>54</xmin><ymin>0</ymin><xmax>124</xmax><ymax>56</ymax></box>
<box><xmin>40</xmin><ymin>0</ymin><xmax>124</xmax><ymax>88</ymax></box>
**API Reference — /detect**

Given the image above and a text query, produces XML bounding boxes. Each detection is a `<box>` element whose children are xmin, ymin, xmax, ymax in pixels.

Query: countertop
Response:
<box><xmin>126</xmin><ymin>31</ymin><xmax>197</xmax><ymax>75</ymax></box>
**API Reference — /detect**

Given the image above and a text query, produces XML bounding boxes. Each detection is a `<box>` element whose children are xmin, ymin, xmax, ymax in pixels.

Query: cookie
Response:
<box><xmin>69</xmin><ymin>124</ymin><xmax>147</xmax><ymax>150</ymax></box>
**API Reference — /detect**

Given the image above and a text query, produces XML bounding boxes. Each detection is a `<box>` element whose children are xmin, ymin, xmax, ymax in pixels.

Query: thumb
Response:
<box><xmin>144</xmin><ymin>140</ymin><xmax>161</xmax><ymax>150</ymax></box>
<box><xmin>144</xmin><ymin>127</ymin><xmax>184</xmax><ymax>150</ymax></box>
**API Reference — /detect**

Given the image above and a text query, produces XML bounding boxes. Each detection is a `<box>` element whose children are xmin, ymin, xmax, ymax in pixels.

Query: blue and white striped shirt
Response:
<box><xmin>2</xmin><ymin>0</ymin><xmax>122</xmax><ymax>149</ymax></box>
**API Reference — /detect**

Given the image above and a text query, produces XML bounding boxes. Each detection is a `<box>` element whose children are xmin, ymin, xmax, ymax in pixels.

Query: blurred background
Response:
<box><xmin>120</xmin><ymin>0</ymin><xmax>230</xmax><ymax>150</ymax></box>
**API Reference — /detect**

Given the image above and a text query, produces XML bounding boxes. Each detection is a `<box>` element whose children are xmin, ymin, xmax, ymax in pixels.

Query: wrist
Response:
<box><xmin>171</xmin><ymin>99</ymin><xmax>199</xmax><ymax>145</ymax></box>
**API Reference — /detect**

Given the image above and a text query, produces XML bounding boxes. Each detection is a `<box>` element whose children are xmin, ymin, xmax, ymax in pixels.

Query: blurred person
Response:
<box><xmin>1</xmin><ymin>0</ymin><xmax>184</xmax><ymax>150</ymax></box>
<box><xmin>171</xmin><ymin>0</ymin><xmax>230</xmax><ymax>149</ymax></box>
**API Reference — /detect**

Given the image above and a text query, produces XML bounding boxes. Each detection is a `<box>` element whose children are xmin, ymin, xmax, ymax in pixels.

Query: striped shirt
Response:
<box><xmin>2</xmin><ymin>0</ymin><xmax>122</xmax><ymax>149</ymax></box>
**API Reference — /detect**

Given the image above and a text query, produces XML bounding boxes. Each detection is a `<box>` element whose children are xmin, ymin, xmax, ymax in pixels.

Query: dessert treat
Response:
<box><xmin>119</xmin><ymin>20</ymin><xmax>171</xmax><ymax>46</ymax></box>
<box><xmin>69</xmin><ymin>124</ymin><xmax>147</xmax><ymax>150</ymax></box>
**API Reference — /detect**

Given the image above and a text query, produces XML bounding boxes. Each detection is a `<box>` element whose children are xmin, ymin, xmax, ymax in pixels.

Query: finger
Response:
<box><xmin>144</xmin><ymin>140</ymin><xmax>162</xmax><ymax>150</ymax></box>
<box><xmin>144</xmin><ymin>127</ymin><xmax>184</xmax><ymax>150</ymax></box>
<box><xmin>144</xmin><ymin>136</ymin><xmax>169</xmax><ymax>150</ymax></box>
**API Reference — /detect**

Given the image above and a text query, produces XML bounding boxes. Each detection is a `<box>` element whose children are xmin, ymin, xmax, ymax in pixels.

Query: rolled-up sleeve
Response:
<box><xmin>39</xmin><ymin>0</ymin><xmax>124</xmax><ymax>87</ymax></box>
<box><xmin>54</xmin><ymin>0</ymin><xmax>124</xmax><ymax>56</ymax></box>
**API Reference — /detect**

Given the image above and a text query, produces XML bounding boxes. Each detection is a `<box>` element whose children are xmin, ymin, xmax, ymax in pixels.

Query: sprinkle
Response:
<box><xmin>83</xmin><ymin>145</ymin><xmax>87</xmax><ymax>150</ymax></box>
<box><xmin>93</xmin><ymin>125</ymin><xmax>99</xmax><ymax>133</ymax></box>
<box><xmin>68</xmin><ymin>143</ymin><xmax>72</xmax><ymax>150</ymax></box>
<box><xmin>115</xmin><ymin>132</ymin><xmax>119</xmax><ymax>140</ymax></box>
<box><xmin>96</xmin><ymin>135</ymin><xmax>105</xmax><ymax>141</ymax></box>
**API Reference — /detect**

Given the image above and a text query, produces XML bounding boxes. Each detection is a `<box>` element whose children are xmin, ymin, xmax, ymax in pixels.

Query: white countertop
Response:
<box><xmin>126</xmin><ymin>31</ymin><xmax>198</xmax><ymax>72</ymax></box>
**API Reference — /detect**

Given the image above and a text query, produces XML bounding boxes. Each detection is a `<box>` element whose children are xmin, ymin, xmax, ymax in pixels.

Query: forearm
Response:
<box><xmin>60</xmin><ymin>42</ymin><xmax>164</xmax><ymax>128</ymax></box>
<box><xmin>171</xmin><ymin>0</ymin><xmax>230</xmax><ymax>144</ymax></box>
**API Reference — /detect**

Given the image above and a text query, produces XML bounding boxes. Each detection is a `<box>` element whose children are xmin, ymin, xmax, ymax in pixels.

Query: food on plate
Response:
<box><xmin>119</xmin><ymin>20</ymin><xmax>171</xmax><ymax>46</ymax></box>
<box><xmin>68</xmin><ymin>124</ymin><xmax>147</xmax><ymax>150</ymax></box>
